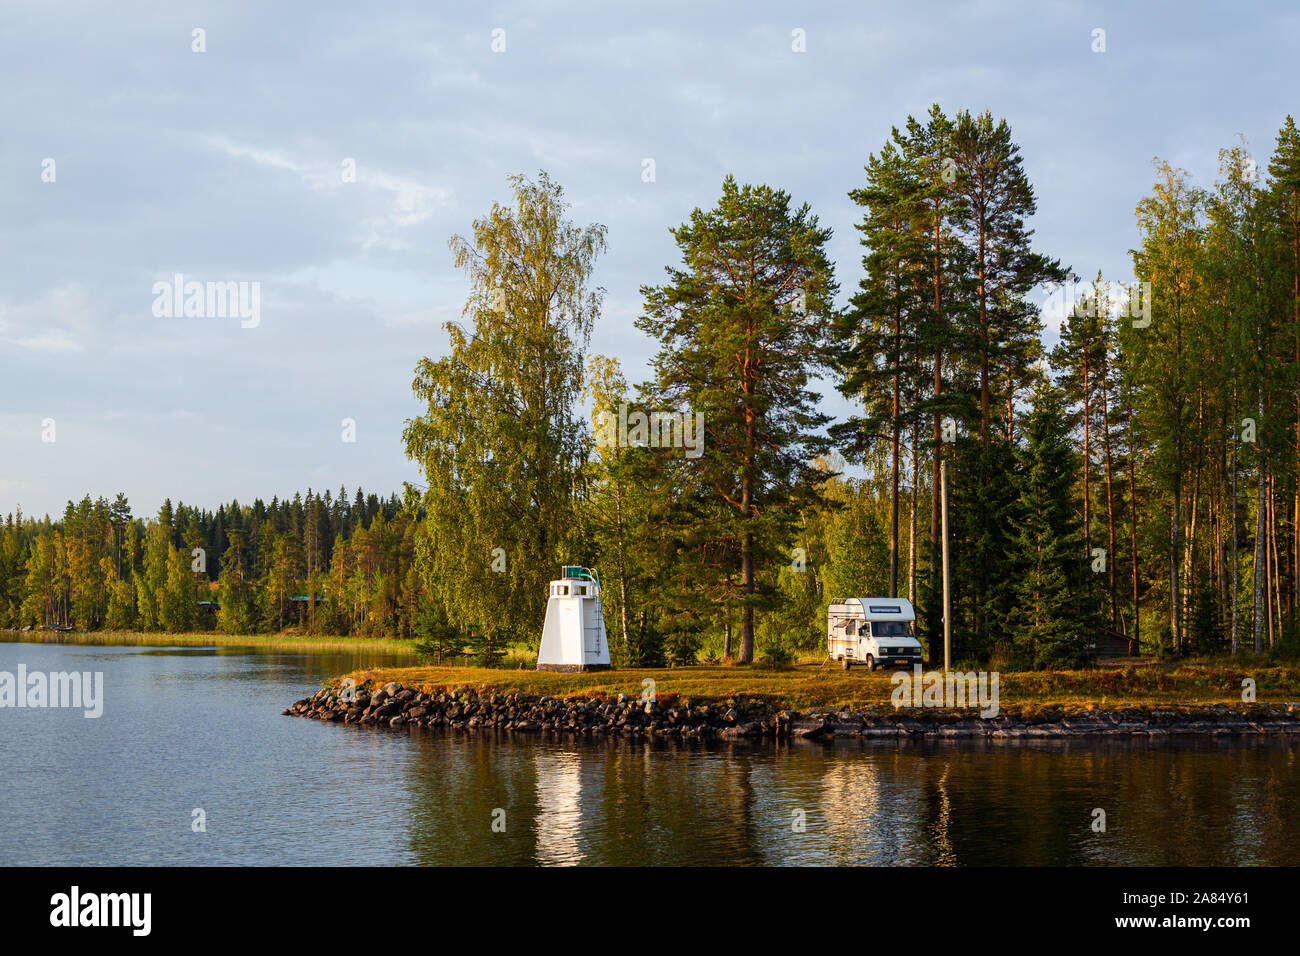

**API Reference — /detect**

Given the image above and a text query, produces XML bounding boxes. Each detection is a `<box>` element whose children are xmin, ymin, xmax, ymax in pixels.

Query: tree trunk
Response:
<box><xmin>1171</xmin><ymin>396</ymin><xmax>1183</xmax><ymax>652</ymax></box>
<box><xmin>1128</xmin><ymin>403</ymin><xmax>1140</xmax><ymax>646</ymax></box>
<box><xmin>740</xmin><ymin>357</ymin><xmax>757</xmax><ymax>664</ymax></box>
<box><xmin>909</xmin><ymin>415</ymin><xmax>919</xmax><ymax>606</ymax></box>
<box><xmin>740</xmin><ymin>531</ymin><xmax>754</xmax><ymax>664</ymax></box>
<box><xmin>1185</xmin><ymin>449</ymin><xmax>1201</xmax><ymax>612</ymax></box>
<box><xmin>1082</xmin><ymin>351</ymin><xmax>1092</xmax><ymax>569</ymax></box>
<box><xmin>889</xmin><ymin>303</ymin><xmax>901</xmax><ymax>599</ymax></box>
<box><xmin>1269</xmin><ymin>471</ymin><xmax>1281</xmax><ymax>646</ymax></box>
<box><xmin>1254</xmin><ymin>394</ymin><xmax>1266</xmax><ymax>655</ymax></box>
<box><xmin>930</xmin><ymin>202</ymin><xmax>944</xmax><ymax>625</ymax></box>
<box><xmin>1232</xmin><ymin>401</ymin><xmax>1240</xmax><ymax>655</ymax></box>
<box><xmin>1170</xmin><ymin>487</ymin><xmax>1181</xmax><ymax>655</ymax></box>
<box><xmin>614</xmin><ymin>480</ymin><xmax>632</xmax><ymax>661</ymax></box>
<box><xmin>1100</xmin><ymin>347</ymin><xmax>1118</xmax><ymax>627</ymax></box>
<box><xmin>978</xmin><ymin>229</ymin><xmax>990</xmax><ymax>448</ymax></box>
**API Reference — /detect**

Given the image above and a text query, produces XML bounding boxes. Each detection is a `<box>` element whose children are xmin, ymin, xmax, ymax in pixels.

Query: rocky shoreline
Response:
<box><xmin>285</xmin><ymin>681</ymin><xmax>1300</xmax><ymax>739</ymax></box>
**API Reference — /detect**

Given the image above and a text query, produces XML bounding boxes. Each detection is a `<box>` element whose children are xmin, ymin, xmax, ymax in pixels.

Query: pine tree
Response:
<box><xmin>836</xmin><ymin>136</ymin><xmax>928</xmax><ymax>599</ymax></box>
<box><xmin>637</xmin><ymin>175</ymin><xmax>838</xmax><ymax>663</ymax></box>
<box><xmin>901</xmin><ymin>106</ymin><xmax>973</xmax><ymax>647</ymax></box>
<box><xmin>950</xmin><ymin>110</ymin><xmax>1066</xmax><ymax>446</ymax></box>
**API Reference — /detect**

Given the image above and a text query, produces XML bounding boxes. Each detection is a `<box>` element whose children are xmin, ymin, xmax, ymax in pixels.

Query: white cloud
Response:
<box><xmin>13</xmin><ymin>329</ymin><xmax>83</xmax><ymax>353</ymax></box>
<box><xmin>386</xmin><ymin>303</ymin><xmax>462</xmax><ymax>327</ymax></box>
<box><xmin>207</xmin><ymin>135</ymin><xmax>450</xmax><ymax>248</ymax></box>
<box><xmin>0</xmin><ymin>283</ymin><xmax>101</xmax><ymax>352</ymax></box>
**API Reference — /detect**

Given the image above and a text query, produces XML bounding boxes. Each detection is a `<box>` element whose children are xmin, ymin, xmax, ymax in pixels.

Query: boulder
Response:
<box><xmin>719</xmin><ymin>721</ymin><xmax>765</xmax><ymax>738</ymax></box>
<box><xmin>789</xmin><ymin>716</ymin><xmax>829</xmax><ymax>738</ymax></box>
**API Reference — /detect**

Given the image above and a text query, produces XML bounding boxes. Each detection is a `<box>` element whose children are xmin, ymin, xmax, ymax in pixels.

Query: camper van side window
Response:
<box><xmin>845</xmin><ymin>621</ymin><xmax>855</xmax><ymax>636</ymax></box>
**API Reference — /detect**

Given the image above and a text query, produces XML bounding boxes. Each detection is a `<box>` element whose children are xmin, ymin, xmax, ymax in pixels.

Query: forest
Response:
<box><xmin>3</xmin><ymin>105</ymin><xmax>1299</xmax><ymax>671</ymax></box>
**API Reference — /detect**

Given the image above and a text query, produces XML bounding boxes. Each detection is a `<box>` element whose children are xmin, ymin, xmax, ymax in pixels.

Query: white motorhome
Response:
<box><xmin>827</xmin><ymin>597</ymin><xmax>923</xmax><ymax>671</ymax></box>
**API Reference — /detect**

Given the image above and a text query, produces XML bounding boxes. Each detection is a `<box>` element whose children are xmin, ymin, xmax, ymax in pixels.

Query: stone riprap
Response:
<box><xmin>285</xmin><ymin>682</ymin><xmax>1300</xmax><ymax>739</ymax></box>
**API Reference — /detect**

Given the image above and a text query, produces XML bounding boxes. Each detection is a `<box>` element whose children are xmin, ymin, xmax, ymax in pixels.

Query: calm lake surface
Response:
<box><xmin>1</xmin><ymin>638</ymin><xmax>1297</xmax><ymax>866</ymax></box>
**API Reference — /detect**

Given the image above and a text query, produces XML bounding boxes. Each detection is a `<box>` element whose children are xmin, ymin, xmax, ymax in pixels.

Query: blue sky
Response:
<box><xmin>1</xmin><ymin>0</ymin><xmax>1296</xmax><ymax>519</ymax></box>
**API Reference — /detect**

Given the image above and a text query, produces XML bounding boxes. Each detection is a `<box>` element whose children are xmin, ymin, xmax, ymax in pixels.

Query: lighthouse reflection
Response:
<box><xmin>534</xmin><ymin>749</ymin><xmax>587</xmax><ymax>866</ymax></box>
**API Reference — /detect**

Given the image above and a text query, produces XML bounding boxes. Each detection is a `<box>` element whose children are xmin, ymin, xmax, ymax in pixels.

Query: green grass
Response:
<box><xmin>335</xmin><ymin>660</ymin><xmax>1300</xmax><ymax>713</ymax></box>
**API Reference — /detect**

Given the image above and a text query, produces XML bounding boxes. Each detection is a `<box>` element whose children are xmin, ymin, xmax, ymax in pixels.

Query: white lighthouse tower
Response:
<box><xmin>537</xmin><ymin>566</ymin><xmax>611</xmax><ymax>672</ymax></box>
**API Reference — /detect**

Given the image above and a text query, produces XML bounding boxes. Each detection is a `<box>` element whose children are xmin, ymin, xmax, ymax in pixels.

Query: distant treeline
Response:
<box><xmin>0</xmin><ymin>489</ymin><xmax>422</xmax><ymax>638</ymax></box>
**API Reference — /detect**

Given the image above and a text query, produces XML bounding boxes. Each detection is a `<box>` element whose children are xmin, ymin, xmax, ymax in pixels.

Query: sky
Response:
<box><xmin>1</xmin><ymin>0</ymin><xmax>1296</xmax><ymax>520</ymax></box>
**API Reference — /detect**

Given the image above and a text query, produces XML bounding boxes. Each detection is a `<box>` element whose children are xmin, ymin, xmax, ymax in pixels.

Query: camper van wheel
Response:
<box><xmin>841</xmin><ymin>656</ymin><xmax>851</xmax><ymax>671</ymax></box>
<box><xmin>863</xmin><ymin>655</ymin><xmax>876</xmax><ymax>672</ymax></box>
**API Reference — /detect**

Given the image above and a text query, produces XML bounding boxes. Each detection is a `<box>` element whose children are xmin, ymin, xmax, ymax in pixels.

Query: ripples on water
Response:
<box><xmin>1</xmin><ymin>639</ymin><xmax>1296</xmax><ymax>866</ymax></box>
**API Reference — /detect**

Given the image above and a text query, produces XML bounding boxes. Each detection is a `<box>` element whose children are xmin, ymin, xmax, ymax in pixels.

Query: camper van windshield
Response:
<box><xmin>872</xmin><ymin>621</ymin><xmax>912</xmax><ymax>636</ymax></box>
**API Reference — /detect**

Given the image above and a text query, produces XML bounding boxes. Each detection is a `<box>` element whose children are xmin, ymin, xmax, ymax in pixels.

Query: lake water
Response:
<box><xmin>2</xmin><ymin>638</ymin><xmax>1297</xmax><ymax>866</ymax></box>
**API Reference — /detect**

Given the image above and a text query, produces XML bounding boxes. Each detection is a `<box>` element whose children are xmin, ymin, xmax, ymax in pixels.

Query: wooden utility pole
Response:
<box><xmin>941</xmin><ymin>460</ymin><xmax>952</xmax><ymax>671</ymax></box>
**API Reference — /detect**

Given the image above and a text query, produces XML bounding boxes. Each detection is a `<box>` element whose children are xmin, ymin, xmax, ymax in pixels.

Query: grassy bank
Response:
<box><xmin>0</xmin><ymin>629</ymin><xmax>418</xmax><ymax>654</ymax></box>
<box><xmin>336</xmin><ymin>661</ymin><xmax>1300</xmax><ymax>714</ymax></box>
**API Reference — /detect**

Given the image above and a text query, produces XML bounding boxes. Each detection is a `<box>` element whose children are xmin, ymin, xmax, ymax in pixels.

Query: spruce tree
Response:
<box><xmin>947</xmin><ymin>425</ymin><xmax>1020</xmax><ymax>662</ymax></box>
<box><xmin>1007</xmin><ymin>384</ymin><xmax>1092</xmax><ymax>667</ymax></box>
